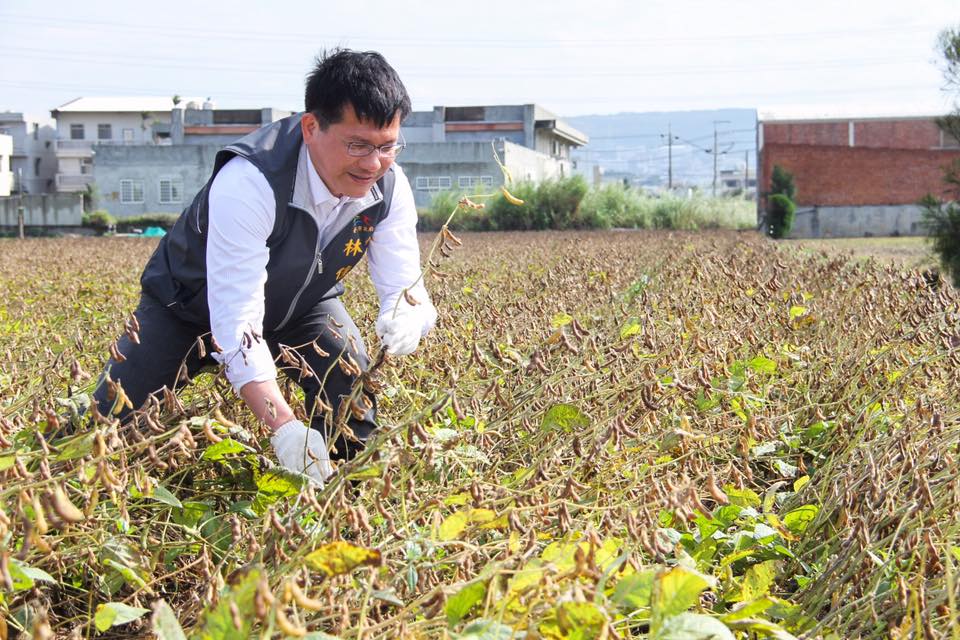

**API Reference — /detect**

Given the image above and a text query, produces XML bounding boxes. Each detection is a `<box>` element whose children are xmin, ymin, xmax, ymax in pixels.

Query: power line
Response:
<box><xmin>0</xmin><ymin>13</ymin><xmax>941</xmax><ymax>48</ymax></box>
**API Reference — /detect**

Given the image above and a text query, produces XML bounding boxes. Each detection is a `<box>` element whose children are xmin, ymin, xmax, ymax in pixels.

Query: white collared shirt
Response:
<box><xmin>206</xmin><ymin>146</ymin><xmax>436</xmax><ymax>392</ymax></box>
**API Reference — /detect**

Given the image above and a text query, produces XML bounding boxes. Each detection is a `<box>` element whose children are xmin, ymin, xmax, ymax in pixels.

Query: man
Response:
<box><xmin>93</xmin><ymin>49</ymin><xmax>436</xmax><ymax>484</ymax></box>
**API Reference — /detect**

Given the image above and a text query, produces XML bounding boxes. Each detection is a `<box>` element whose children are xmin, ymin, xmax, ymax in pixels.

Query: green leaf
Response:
<box><xmin>0</xmin><ymin>454</ymin><xmax>16</xmax><ymax>471</ymax></box>
<box><xmin>724</xmin><ymin>486</ymin><xmax>761</xmax><ymax>508</ymax></box>
<box><xmin>193</xmin><ymin>568</ymin><xmax>260</xmax><ymax>640</ymax></box>
<box><xmin>552</xmin><ymin>601</ymin><xmax>607</xmax><ymax>638</ymax></box>
<box><xmin>446</xmin><ymin>581</ymin><xmax>487</xmax><ymax>626</ymax></box>
<box><xmin>620</xmin><ymin>321</ymin><xmax>643</xmax><ymax>338</ymax></box>
<box><xmin>782</xmin><ymin>505</ymin><xmax>819</xmax><ymax>535</ymax></box>
<box><xmin>612</xmin><ymin>570</ymin><xmax>655</xmax><ymax>612</ymax></box>
<box><xmin>152</xmin><ymin>600</ymin><xmax>188</xmax><ymax>640</ymax></box>
<box><xmin>8</xmin><ymin>559</ymin><xmax>56</xmax><ymax>591</ymax></box>
<box><xmin>52</xmin><ymin>431</ymin><xmax>96</xmax><ymax>461</ymax></box>
<box><xmin>728</xmin><ymin>560</ymin><xmax>778</xmax><ymax>603</ymax></box>
<box><xmin>747</xmin><ymin>356</ymin><xmax>777</xmax><ymax>375</ymax></box>
<box><xmin>788</xmin><ymin>305</ymin><xmax>807</xmax><ymax>320</ymax></box>
<box><xmin>346</xmin><ymin>464</ymin><xmax>382</xmax><ymax>480</ymax></box>
<box><xmin>148</xmin><ymin>483</ymin><xmax>183</xmax><ymax>508</ymax></box>
<box><xmin>252</xmin><ymin>468</ymin><xmax>304</xmax><ymax>515</ymax></box>
<box><xmin>654</xmin><ymin>613</ymin><xmax>735</xmax><ymax>640</ymax></box>
<box><xmin>451</xmin><ymin>619</ymin><xmax>515</xmax><ymax>640</ymax></box>
<box><xmin>652</xmin><ymin>566</ymin><xmax>716</xmax><ymax>634</ymax></box>
<box><xmin>201</xmin><ymin>437</ymin><xmax>252</xmax><ymax>462</ymax></box>
<box><xmin>726</xmin><ymin>617</ymin><xmax>799</xmax><ymax>639</ymax></box>
<box><xmin>94</xmin><ymin>602</ymin><xmax>150</xmax><ymax>632</ymax></box>
<box><xmin>541</xmin><ymin>404</ymin><xmax>590</xmax><ymax>433</ymax></box>
<box><xmin>551</xmin><ymin>312</ymin><xmax>574</xmax><ymax>327</ymax></box>
<box><xmin>793</xmin><ymin>475</ymin><xmax>810</xmax><ymax>492</ymax></box>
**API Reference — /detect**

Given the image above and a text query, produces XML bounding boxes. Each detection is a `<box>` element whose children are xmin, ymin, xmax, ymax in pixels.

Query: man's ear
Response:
<box><xmin>301</xmin><ymin>112</ymin><xmax>319</xmax><ymax>141</ymax></box>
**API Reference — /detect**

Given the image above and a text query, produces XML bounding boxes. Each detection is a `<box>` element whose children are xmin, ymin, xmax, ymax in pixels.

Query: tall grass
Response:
<box><xmin>418</xmin><ymin>178</ymin><xmax>758</xmax><ymax>232</ymax></box>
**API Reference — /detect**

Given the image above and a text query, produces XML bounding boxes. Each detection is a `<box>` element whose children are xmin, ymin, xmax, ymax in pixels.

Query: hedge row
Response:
<box><xmin>418</xmin><ymin>178</ymin><xmax>757</xmax><ymax>232</ymax></box>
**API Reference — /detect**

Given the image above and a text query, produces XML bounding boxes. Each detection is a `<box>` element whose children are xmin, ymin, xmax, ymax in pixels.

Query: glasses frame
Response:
<box><xmin>342</xmin><ymin>132</ymin><xmax>406</xmax><ymax>159</ymax></box>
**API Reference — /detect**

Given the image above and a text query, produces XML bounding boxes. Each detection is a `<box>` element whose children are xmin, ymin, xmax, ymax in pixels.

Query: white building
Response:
<box><xmin>0</xmin><ymin>134</ymin><xmax>13</xmax><ymax>197</ymax></box>
<box><xmin>50</xmin><ymin>96</ymin><xmax>202</xmax><ymax>193</ymax></box>
<box><xmin>0</xmin><ymin>112</ymin><xmax>57</xmax><ymax>194</ymax></box>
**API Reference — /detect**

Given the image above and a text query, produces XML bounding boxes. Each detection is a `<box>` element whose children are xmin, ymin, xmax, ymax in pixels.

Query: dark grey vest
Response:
<box><xmin>140</xmin><ymin>113</ymin><xmax>395</xmax><ymax>332</ymax></box>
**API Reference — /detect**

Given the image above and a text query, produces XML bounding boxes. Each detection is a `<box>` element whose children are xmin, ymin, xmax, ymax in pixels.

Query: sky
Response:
<box><xmin>0</xmin><ymin>0</ymin><xmax>957</xmax><ymax>123</ymax></box>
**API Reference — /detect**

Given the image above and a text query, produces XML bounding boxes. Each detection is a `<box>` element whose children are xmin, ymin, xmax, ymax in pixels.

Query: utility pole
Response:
<box><xmin>660</xmin><ymin>123</ymin><xmax>677</xmax><ymax>190</ymax></box>
<box><xmin>744</xmin><ymin>150</ymin><xmax>749</xmax><ymax>197</ymax></box>
<box><xmin>17</xmin><ymin>168</ymin><xmax>24</xmax><ymax>240</ymax></box>
<box><xmin>667</xmin><ymin>123</ymin><xmax>673</xmax><ymax>190</ymax></box>
<box><xmin>711</xmin><ymin>120</ymin><xmax>731</xmax><ymax>197</ymax></box>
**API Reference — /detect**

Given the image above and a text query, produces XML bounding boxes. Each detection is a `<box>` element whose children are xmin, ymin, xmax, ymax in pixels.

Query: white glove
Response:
<box><xmin>376</xmin><ymin>305</ymin><xmax>422</xmax><ymax>356</ymax></box>
<box><xmin>269</xmin><ymin>419</ymin><xmax>333</xmax><ymax>485</ymax></box>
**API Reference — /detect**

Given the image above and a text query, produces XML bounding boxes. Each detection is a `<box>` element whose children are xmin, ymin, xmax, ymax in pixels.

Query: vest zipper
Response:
<box><xmin>274</xmin><ymin>197</ymin><xmax>382</xmax><ymax>332</ymax></box>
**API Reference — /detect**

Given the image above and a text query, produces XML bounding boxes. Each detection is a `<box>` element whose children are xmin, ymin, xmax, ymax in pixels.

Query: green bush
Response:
<box><xmin>920</xmin><ymin>193</ymin><xmax>960</xmax><ymax>288</ymax></box>
<box><xmin>767</xmin><ymin>194</ymin><xmax>796</xmax><ymax>239</ymax></box>
<box><xmin>81</xmin><ymin>209</ymin><xmax>116</xmax><ymax>231</ymax></box>
<box><xmin>579</xmin><ymin>183</ymin><xmax>646</xmax><ymax>228</ymax></box>
<box><xmin>770</xmin><ymin>165</ymin><xmax>797</xmax><ymax>201</ymax></box>
<box><xmin>419</xmin><ymin>178</ymin><xmax>756</xmax><ymax>233</ymax></box>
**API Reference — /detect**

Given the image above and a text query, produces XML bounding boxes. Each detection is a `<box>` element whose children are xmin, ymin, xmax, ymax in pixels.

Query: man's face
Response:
<box><xmin>301</xmin><ymin>105</ymin><xmax>401</xmax><ymax>199</ymax></box>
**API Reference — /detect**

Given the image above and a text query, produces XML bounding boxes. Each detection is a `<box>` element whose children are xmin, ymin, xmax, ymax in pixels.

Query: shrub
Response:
<box><xmin>770</xmin><ymin>165</ymin><xmax>797</xmax><ymax>201</ymax></box>
<box><xmin>920</xmin><ymin>193</ymin><xmax>960</xmax><ymax>288</ymax></box>
<box><xmin>81</xmin><ymin>209</ymin><xmax>116</xmax><ymax>231</ymax></box>
<box><xmin>767</xmin><ymin>194</ymin><xmax>796</xmax><ymax>239</ymax></box>
<box><xmin>488</xmin><ymin>182</ymin><xmax>541</xmax><ymax>230</ymax></box>
<box><xmin>535</xmin><ymin>176</ymin><xmax>589</xmax><ymax>230</ymax></box>
<box><xmin>420</xmin><ymin>189</ymin><xmax>494</xmax><ymax>232</ymax></box>
<box><xmin>579</xmin><ymin>183</ymin><xmax>647</xmax><ymax>228</ymax></box>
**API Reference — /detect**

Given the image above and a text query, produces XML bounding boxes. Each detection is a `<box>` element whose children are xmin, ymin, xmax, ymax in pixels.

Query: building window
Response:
<box><xmin>158</xmin><ymin>178</ymin><xmax>183</xmax><ymax>204</ymax></box>
<box><xmin>415</xmin><ymin>176</ymin><xmax>452</xmax><ymax>191</ymax></box>
<box><xmin>120</xmin><ymin>179</ymin><xmax>144</xmax><ymax>204</ymax></box>
<box><xmin>70</xmin><ymin>124</ymin><xmax>84</xmax><ymax>140</ymax></box>
<box><xmin>33</xmin><ymin>123</ymin><xmax>39</xmax><ymax>140</ymax></box>
<box><xmin>458</xmin><ymin>176</ymin><xmax>494</xmax><ymax>189</ymax></box>
<box><xmin>122</xmin><ymin>128</ymin><xmax>135</xmax><ymax>143</ymax></box>
<box><xmin>34</xmin><ymin>158</ymin><xmax>41</xmax><ymax>177</ymax></box>
<box><xmin>98</xmin><ymin>124</ymin><xmax>112</xmax><ymax>140</ymax></box>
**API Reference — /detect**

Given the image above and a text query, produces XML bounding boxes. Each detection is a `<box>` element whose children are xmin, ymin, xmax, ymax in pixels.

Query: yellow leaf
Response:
<box><xmin>438</xmin><ymin>508</ymin><xmax>500</xmax><ymax>541</ymax></box>
<box><xmin>304</xmin><ymin>541</ymin><xmax>381</xmax><ymax>577</ymax></box>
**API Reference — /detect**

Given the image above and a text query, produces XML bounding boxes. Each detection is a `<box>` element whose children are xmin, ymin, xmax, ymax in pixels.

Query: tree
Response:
<box><xmin>770</xmin><ymin>165</ymin><xmax>797</xmax><ymax>201</ymax></box>
<box><xmin>922</xmin><ymin>25</ymin><xmax>960</xmax><ymax>287</ymax></box>
<box><xmin>766</xmin><ymin>165</ymin><xmax>797</xmax><ymax>239</ymax></box>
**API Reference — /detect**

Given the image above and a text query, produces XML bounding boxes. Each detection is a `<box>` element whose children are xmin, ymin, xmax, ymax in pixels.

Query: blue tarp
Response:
<box><xmin>142</xmin><ymin>226</ymin><xmax>167</xmax><ymax>237</ymax></box>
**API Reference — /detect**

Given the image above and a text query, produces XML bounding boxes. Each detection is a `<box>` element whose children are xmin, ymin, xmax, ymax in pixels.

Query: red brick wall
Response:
<box><xmin>760</xmin><ymin>144</ymin><xmax>960</xmax><ymax>206</ymax></box>
<box><xmin>764</xmin><ymin>119</ymin><xmax>944</xmax><ymax>150</ymax></box>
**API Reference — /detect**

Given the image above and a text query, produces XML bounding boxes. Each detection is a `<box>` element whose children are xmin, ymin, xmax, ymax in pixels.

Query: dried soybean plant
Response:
<box><xmin>1</xmin><ymin>232</ymin><xmax>959</xmax><ymax>639</ymax></box>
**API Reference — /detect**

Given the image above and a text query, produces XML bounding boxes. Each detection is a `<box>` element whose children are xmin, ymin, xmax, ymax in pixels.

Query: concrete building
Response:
<box><xmin>400</xmin><ymin>104</ymin><xmax>588</xmax><ymax>207</ymax></box>
<box><xmin>0</xmin><ymin>113</ymin><xmax>57</xmax><ymax>194</ymax></box>
<box><xmin>0</xmin><ymin>134</ymin><xmax>13</xmax><ymax>197</ymax></box>
<box><xmin>87</xmin><ymin>101</ymin><xmax>292</xmax><ymax>217</ymax></box>
<box><xmin>758</xmin><ymin>106</ymin><xmax>960</xmax><ymax>237</ymax></box>
<box><xmin>50</xmin><ymin>97</ymin><xmax>207</xmax><ymax>193</ymax></box>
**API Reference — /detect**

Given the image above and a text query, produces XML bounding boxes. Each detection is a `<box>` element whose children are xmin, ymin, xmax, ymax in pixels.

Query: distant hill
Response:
<box><xmin>565</xmin><ymin>108</ymin><xmax>757</xmax><ymax>189</ymax></box>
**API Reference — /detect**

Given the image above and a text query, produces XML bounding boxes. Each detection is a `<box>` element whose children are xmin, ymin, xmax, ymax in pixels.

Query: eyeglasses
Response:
<box><xmin>343</xmin><ymin>133</ymin><xmax>406</xmax><ymax>158</ymax></box>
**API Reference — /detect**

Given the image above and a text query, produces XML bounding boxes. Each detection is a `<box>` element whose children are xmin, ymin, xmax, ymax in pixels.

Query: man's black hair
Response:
<box><xmin>305</xmin><ymin>48</ymin><xmax>411</xmax><ymax>130</ymax></box>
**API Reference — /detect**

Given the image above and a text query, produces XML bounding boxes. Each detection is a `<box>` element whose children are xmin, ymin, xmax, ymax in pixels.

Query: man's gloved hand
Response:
<box><xmin>269</xmin><ymin>419</ymin><xmax>333</xmax><ymax>484</ymax></box>
<box><xmin>376</xmin><ymin>306</ymin><xmax>422</xmax><ymax>356</ymax></box>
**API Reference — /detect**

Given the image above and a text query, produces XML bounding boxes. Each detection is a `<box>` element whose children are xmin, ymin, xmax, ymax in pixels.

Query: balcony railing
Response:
<box><xmin>55</xmin><ymin>174</ymin><xmax>94</xmax><ymax>191</ymax></box>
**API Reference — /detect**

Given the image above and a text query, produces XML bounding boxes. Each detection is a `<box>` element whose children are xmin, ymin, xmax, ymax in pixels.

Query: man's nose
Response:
<box><xmin>358</xmin><ymin>152</ymin><xmax>383</xmax><ymax>172</ymax></box>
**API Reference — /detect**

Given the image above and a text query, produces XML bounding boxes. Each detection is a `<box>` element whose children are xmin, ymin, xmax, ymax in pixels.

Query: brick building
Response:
<box><xmin>757</xmin><ymin>107</ymin><xmax>960</xmax><ymax>237</ymax></box>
